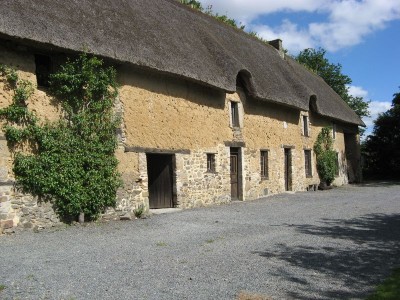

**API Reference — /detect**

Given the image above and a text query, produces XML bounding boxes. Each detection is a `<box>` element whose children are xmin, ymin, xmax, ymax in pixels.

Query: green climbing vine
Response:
<box><xmin>314</xmin><ymin>126</ymin><xmax>338</xmax><ymax>186</ymax></box>
<box><xmin>0</xmin><ymin>55</ymin><xmax>121</xmax><ymax>221</ymax></box>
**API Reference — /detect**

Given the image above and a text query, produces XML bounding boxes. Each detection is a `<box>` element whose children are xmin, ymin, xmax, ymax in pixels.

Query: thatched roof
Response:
<box><xmin>0</xmin><ymin>0</ymin><xmax>364</xmax><ymax>126</ymax></box>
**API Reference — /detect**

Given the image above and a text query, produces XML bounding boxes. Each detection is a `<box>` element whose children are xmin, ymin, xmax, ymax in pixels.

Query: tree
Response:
<box><xmin>363</xmin><ymin>89</ymin><xmax>400</xmax><ymax>179</ymax></box>
<box><xmin>180</xmin><ymin>0</ymin><xmax>202</xmax><ymax>10</ymax></box>
<box><xmin>296</xmin><ymin>48</ymin><xmax>370</xmax><ymax>120</ymax></box>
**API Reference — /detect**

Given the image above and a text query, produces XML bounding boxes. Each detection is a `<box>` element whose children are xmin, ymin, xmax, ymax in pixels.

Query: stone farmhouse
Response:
<box><xmin>0</xmin><ymin>0</ymin><xmax>364</xmax><ymax>230</ymax></box>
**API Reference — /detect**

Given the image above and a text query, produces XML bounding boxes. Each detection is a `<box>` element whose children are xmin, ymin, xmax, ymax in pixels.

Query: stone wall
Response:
<box><xmin>176</xmin><ymin>145</ymin><xmax>231</xmax><ymax>209</ymax></box>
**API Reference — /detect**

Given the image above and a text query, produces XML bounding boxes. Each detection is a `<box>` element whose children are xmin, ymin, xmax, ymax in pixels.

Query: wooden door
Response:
<box><xmin>147</xmin><ymin>154</ymin><xmax>174</xmax><ymax>209</ymax></box>
<box><xmin>284</xmin><ymin>148</ymin><xmax>291</xmax><ymax>191</ymax></box>
<box><xmin>230</xmin><ymin>148</ymin><xmax>240</xmax><ymax>200</ymax></box>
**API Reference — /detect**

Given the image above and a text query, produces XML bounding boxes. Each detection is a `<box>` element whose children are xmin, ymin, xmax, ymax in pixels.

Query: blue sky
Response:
<box><xmin>198</xmin><ymin>0</ymin><xmax>400</xmax><ymax>136</ymax></box>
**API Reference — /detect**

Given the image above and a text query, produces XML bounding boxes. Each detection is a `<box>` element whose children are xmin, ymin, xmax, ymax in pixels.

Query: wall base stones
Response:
<box><xmin>0</xmin><ymin>186</ymin><xmax>62</xmax><ymax>234</ymax></box>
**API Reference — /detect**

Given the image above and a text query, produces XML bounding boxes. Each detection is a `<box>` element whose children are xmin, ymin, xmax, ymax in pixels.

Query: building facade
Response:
<box><xmin>0</xmin><ymin>0</ymin><xmax>363</xmax><ymax>231</ymax></box>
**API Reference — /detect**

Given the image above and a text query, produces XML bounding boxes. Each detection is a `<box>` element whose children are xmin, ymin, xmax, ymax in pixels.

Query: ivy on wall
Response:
<box><xmin>0</xmin><ymin>55</ymin><xmax>121</xmax><ymax>222</ymax></box>
<box><xmin>314</xmin><ymin>127</ymin><xmax>338</xmax><ymax>186</ymax></box>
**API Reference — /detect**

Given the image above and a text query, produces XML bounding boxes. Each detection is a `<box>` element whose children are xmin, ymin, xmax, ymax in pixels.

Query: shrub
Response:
<box><xmin>314</xmin><ymin>127</ymin><xmax>337</xmax><ymax>186</ymax></box>
<box><xmin>133</xmin><ymin>204</ymin><xmax>145</xmax><ymax>218</ymax></box>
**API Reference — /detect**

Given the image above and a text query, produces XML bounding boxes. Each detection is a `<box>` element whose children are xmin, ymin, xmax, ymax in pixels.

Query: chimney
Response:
<box><xmin>269</xmin><ymin>39</ymin><xmax>284</xmax><ymax>58</ymax></box>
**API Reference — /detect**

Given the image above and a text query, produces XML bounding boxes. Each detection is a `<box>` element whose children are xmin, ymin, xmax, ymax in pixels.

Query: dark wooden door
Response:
<box><xmin>284</xmin><ymin>148</ymin><xmax>291</xmax><ymax>191</ymax></box>
<box><xmin>230</xmin><ymin>148</ymin><xmax>239</xmax><ymax>200</ymax></box>
<box><xmin>147</xmin><ymin>154</ymin><xmax>173</xmax><ymax>209</ymax></box>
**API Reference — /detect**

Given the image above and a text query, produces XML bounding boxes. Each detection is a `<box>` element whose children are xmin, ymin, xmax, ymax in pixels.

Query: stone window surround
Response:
<box><xmin>300</xmin><ymin>112</ymin><xmax>310</xmax><ymax>137</ymax></box>
<box><xmin>228</xmin><ymin>99</ymin><xmax>244</xmax><ymax>129</ymax></box>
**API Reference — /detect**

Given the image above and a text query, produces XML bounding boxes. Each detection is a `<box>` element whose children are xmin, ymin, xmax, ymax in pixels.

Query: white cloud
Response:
<box><xmin>309</xmin><ymin>0</ymin><xmax>400</xmax><ymax>51</ymax></box>
<box><xmin>252</xmin><ymin>20</ymin><xmax>314</xmax><ymax>53</ymax></box>
<box><xmin>198</xmin><ymin>0</ymin><xmax>400</xmax><ymax>52</ymax></box>
<box><xmin>362</xmin><ymin>100</ymin><xmax>391</xmax><ymax>129</ymax></box>
<box><xmin>346</xmin><ymin>85</ymin><xmax>391</xmax><ymax>136</ymax></box>
<box><xmin>368</xmin><ymin>101</ymin><xmax>391</xmax><ymax>117</ymax></box>
<box><xmin>347</xmin><ymin>85</ymin><xmax>369</xmax><ymax>98</ymax></box>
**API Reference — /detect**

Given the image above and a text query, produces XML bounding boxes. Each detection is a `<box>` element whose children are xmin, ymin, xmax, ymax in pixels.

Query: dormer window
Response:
<box><xmin>303</xmin><ymin>115</ymin><xmax>309</xmax><ymax>137</ymax></box>
<box><xmin>35</xmin><ymin>54</ymin><xmax>51</xmax><ymax>87</ymax></box>
<box><xmin>332</xmin><ymin>122</ymin><xmax>337</xmax><ymax>139</ymax></box>
<box><xmin>231</xmin><ymin>101</ymin><xmax>240</xmax><ymax>127</ymax></box>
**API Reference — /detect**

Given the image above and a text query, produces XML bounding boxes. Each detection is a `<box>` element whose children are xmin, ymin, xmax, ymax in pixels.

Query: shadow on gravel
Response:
<box><xmin>254</xmin><ymin>213</ymin><xmax>400</xmax><ymax>300</ymax></box>
<box><xmin>357</xmin><ymin>181</ymin><xmax>400</xmax><ymax>187</ymax></box>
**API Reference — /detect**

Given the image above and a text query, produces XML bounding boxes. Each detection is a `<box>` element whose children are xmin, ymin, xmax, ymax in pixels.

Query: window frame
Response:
<box><xmin>206</xmin><ymin>153</ymin><xmax>216</xmax><ymax>173</ymax></box>
<box><xmin>260</xmin><ymin>150</ymin><xmax>269</xmax><ymax>180</ymax></box>
<box><xmin>304</xmin><ymin>149</ymin><xmax>312</xmax><ymax>178</ymax></box>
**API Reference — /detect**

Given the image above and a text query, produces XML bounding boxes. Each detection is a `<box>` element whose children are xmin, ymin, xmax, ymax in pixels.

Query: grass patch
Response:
<box><xmin>205</xmin><ymin>239</ymin><xmax>214</xmax><ymax>244</ymax></box>
<box><xmin>0</xmin><ymin>284</ymin><xmax>6</xmax><ymax>292</ymax></box>
<box><xmin>156</xmin><ymin>241</ymin><xmax>167</xmax><ymax>247</ymax></box>
<box><xmin>367</xmin><ymin>268</ymin><xmax>400</xmax><ymax>300</ymax></box>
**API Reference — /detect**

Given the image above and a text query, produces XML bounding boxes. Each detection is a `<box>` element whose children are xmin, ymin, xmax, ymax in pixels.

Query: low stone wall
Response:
<box><xmin>0</xmin><ymin>185</ymin><xmax>62</xmax><ymax>234</ymax></box>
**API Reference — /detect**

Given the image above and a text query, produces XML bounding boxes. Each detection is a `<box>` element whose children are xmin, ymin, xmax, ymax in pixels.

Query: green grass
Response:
<box><xmin>156</xmin><ymin>241</ymin><xmax>167</xmax><ymax>247</ymax></box>
<box><xmin>0</xmin><ymin>284</ymin><xmax>6</xmax><ymax>292</ymax></box>
<box><xmin>367</xmin><ymin>268</ymin><xmax>400</xmax><ymax>300</ymax></box>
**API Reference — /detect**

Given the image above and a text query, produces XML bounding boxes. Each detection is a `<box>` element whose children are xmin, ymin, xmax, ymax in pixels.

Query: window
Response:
<box><xmin>260</xmin><ymin>150</ymin><xmax>269</xmax><ymax>179</ymax></box>
<box><xmin>303</xmin><ymin>115</ymin><xmax>309</xmax><ymax>136</ymax></box>
<box><xmin>231</xmin><ymin>101</ymin><xmax>239</xmax><ymax>127</ymax></box>
<box><xmin>332</xmin><ymin>122</ymin><xmax>336</xmax><ymax>139</ymax></box>
<box><xmin>34</xmin><ymin>54</ymin><xmax>51</xmax><ymax>87</ymax></box>
<box><xmin>206</xmin><ymin>153</ymin><xmax>216</xmax><ymax>172</ymax></box>
<box><xmin>304</xmin><ymin>149</ymin><xmax>312</xmax><ymax>178</ymax></box>
<box><xmin>335</xmin><ymin>152</ymin><xmax>339</xmax><ymax>176</ymax></box>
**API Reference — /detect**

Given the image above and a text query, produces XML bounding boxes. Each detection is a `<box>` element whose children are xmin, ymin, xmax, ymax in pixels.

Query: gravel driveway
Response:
<box><xmin>1</xmin><ymin>183</ymin><xmax>399</xmax><ymax>300</ymax></box>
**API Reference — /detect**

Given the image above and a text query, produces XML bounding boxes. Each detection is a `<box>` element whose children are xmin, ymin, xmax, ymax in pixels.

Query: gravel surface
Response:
<box><xmin>1</xmin><ymin>183</ymin><xmax>399</xmax><ymax>300</ymax></box>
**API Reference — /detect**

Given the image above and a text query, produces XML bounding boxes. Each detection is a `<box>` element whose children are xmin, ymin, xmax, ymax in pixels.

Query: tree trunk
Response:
<box><xmin>78</xmin><ymin>212</ymin><xmax>85</xmax><ymax>223</ymax></box>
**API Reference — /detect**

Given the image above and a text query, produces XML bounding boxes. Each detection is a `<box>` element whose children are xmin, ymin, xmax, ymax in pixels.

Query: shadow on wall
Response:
<box><xmin>243</xmin><ymin>95</ymin><xmax>300</xmax><ymax>125</ymax></box>
<box><xmin>117</xmin><ymin>64</ymin><xmax>226</xmax><ymax>109</ymax></box>
<box><xmin>253</xmin><ymin>213</ymin><xmax>400</xmax><ymax>299</ymax></box>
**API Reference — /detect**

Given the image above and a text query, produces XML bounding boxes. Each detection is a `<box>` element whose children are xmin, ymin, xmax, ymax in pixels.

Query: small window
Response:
<box><xmin>303</xmin><ymin>115</ymin><xmax>309</xmax><ymax>137</ymax></box>
<box><xmin>207</xmin><ymin>153</ymin><xmax>216</xmax><ymax>172</ymax></box>
<box><xmin>260</xmin><ymin>150</ymin><xmax>269</xmax><ymax>179</ymax></box>
<box><xmin>335</xmin><ymin>152</ymin><xmax>339</xmax><ymax>176</ymax></box>
<box><xmin>35</xmin><ymin>54</ymin><xmax>51</xmax><ymax>87</ymax></box>
<box><xmin>304</xmin><ymin>150</ymin><xmax>312</xmax><ymax>178</ymax></box>
<box><xmin>231</xmin><ymin>101</ymin><xmax>239</xmax><ymax>127</ymax></box>
<box><xmin>332</xmin><ymin>122</ymin><xmax>336</xmax><ymax>139</ymax></box>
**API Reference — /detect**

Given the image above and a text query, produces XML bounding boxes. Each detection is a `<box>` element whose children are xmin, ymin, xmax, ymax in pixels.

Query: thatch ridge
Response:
<box><xmin>0</xmin><ymin>0</ymin><xmax>364</xmax><ymax>125</ymax></box>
